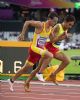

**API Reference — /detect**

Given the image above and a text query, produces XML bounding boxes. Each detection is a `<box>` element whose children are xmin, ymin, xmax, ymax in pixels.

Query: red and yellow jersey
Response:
<box><xmin>31</xmin><ymin>22</ymin><xmax>52</xmax><ymax>49</ymax></box>
<box><xmin>52</xmin><ymin>23</ymin><xmax>67</xmax><ymax>47</ymax></box>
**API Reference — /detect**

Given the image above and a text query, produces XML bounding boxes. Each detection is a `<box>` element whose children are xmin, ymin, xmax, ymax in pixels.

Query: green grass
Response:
<box><xmin>51</xmin><ymin>49</ymin><xmax>80</xmax><ymax>74</ymax></box>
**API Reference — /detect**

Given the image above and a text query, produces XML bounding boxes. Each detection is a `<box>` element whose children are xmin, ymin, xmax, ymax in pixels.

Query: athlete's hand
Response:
<box><xmin>64</xmin><ymin>32</ymin><xmax>72</xmax><ymax>39</ymax></box>
<box><xmin>18</xmin><ymin>34</ymin><xmax>25</xmax><ymax>41</ymax></box>
<box><xmin>59</xmin><ymin>31</ymin><xmax>70</xmax><ymax>40</ymax></box>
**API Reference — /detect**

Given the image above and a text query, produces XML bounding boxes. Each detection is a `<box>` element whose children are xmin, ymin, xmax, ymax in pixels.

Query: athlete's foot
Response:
<box><xmin>8</xmin><ymin>79</ymin><xmax>14</xmax><ymax>92</ymax></box>
<box><xmin>24</xmin><ymin>82</ymin><xmax>31</xmax><ymax>92</ymax></box>
<box><xmin>50</xmin><ymin>74</ymin><xmax>59</xmax><ymax>85</ymax></box>
<box><xmin>52</xmin><ymin>80</ymin><xmax>59</xmax><ymax>85</ymax></box>
<box><xmin>36</xmin><ymin>73</ymin><xmax>45</xmax><ymax>82</ymax></box>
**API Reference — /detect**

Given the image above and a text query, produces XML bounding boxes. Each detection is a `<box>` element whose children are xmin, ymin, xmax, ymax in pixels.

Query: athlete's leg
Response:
<box><xmin>28</xmin><ymin>46</ymin><xmax>53</xmax><ymax>82</ymax></box>
<box><xmin>24</xmin><ymin>58</ymin><xmax>44</xmax><ymax>92</ymax></box>
<box><xmin>8</xmin><ymin>61</ymin><xmax>33</xmax><ymax>91</ymax></box>
<box><xmin>26</xmin><ymin>50</ymin><xmax>53</xmax><ymax>82</ymax></box>
<box><xmin>38</xmin><ymin>57</ymin><xmax>53</xmax><ymax>73</ymax></box>
<box><xmin>36</xmin><ymin>52</ymin><xmax>53</xmax><ymax>82</ymax></box>
<box><xmin>36</xmin><ymin>42</ymin><xmax>55</xmax><ymax>82</ymax></box>
<box><xmin>12</xmin><ymin>61</ymin><xmax>33</xmax><ymax>82</ymax></box>
<box><xmin>50</xmin><ymin>52</ymin><xmax>70</xmax><ymax>80</ymax></box>
<box><xmin>25</xmin><ymin>50</ymin><xmax>53</xmax><ymax>92</ymax></box>
<box><xmin>8</xmin><ymin>47</ymin><xmax>40</xmax><ymax>92</ymax></box>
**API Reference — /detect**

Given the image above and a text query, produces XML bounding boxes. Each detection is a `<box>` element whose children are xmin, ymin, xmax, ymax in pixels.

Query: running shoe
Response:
<box><xmin>8</xmin><ymin>79</ymin><xmax>14</xmax><ymax>92</ymax></box>
<box><xmin>36</xmin><ymin>73</ymin><xmax>45</xmax><ymax>82</ymax></box>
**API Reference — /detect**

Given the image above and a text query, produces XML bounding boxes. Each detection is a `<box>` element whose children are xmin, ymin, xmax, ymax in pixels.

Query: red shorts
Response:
<box><xmin>27</xmin><ymin>47</ymin><xmax>41</xmax><ymax>65</ymax></box>
<box><xmin>45</xmin><ymin>42</ymin><xmax>60</xmax><ymax>55</ymax></box>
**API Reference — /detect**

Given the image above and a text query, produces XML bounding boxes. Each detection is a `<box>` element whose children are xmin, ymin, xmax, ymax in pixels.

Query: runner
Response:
<box><xmin>35</xmin><ymin>15</ymin><xmax>75</xmax><ymax>83</ymax></box>
<box><xmin>8</xmin><ymin>12</ymin><xmax>58</xmax><ymax>92</ymax></box>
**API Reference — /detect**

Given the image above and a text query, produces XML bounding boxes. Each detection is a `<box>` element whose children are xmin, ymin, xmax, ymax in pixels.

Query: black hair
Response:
<box><xmin>64</xmin><ymin>15</ymin><xmax>76</xmax><ymax>22</ymax></box>
<box><xmin>48</xmin><ymin>12</ymin><xmax>58</xmax><ymax>19</ymax></box>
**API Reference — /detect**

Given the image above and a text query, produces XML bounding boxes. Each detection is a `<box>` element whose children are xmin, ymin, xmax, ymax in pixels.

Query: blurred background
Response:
<box><xmin>0</xmin><ymin>0</ymin><xmax>80</xmax><ymax>80</ymax></box>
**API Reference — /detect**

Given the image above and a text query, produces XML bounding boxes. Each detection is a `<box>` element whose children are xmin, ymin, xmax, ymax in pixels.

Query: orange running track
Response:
<box><xmin>0</xmin><ymin>80</ymin><xmax>80</xmax><ymax>100</ymax></box>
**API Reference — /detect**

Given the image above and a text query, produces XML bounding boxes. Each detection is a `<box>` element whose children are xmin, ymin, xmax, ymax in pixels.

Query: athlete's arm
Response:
<box><xmin>49</xmin><ymin>25</ymin><xmax>68</xmax><ymax>43</ymax></box>
<box><xmin>18</xmin><ymin>20</ymin><xmax>42</xmax><ymax>41</ymax></box>
<box><xmin>49</xmin><ymin>24</ymin><xmax>60</xmax><ymax>43</ymax></box>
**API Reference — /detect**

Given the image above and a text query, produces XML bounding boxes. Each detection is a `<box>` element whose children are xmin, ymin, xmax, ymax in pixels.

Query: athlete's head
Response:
<box><xmin>63</xmin><ymin>15</ymin><xmax>76</xmax><ymax>29</ymax></box>
<box><xmin>48</xmin><ymin>12</ymin><xmax>58</xmax><ymax>27</ymax></box>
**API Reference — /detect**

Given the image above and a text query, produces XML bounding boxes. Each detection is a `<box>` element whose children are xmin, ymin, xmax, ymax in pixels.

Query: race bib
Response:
<box><xmin>37</xmin><ymin>37</ymin><xmax>47</xmax><ymax>48</ymax></box>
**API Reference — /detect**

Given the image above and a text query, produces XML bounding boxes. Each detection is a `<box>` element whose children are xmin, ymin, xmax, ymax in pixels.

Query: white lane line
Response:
<box><xmin>1</xmin><ymin>80</ymin><xmax>80</xmax><ymax>88</ymax></box>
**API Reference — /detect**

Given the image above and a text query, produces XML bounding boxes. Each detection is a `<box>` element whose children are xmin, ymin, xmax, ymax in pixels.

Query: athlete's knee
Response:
<box><xmin>44</xmin><ymin>51</ymin><xmax>53</xmax><ymax>59</ymax></box>
<box><xmin>49</xmin><ymin>53</ymin><xmax>53</xmax><ymax>60</ymax></box>
<box><xmin>66</xmin><ymin>58</ymin><xmax>70</xmax><ymax>65</ymax></box>
<box><xmin>64</xmin><ymin>57</ymin><xmax>70</xmax><ymax>65</ymax></box>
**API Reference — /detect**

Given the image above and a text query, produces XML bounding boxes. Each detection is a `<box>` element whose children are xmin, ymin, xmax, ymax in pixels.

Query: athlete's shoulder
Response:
<box><xmin>53</xmin><ymin>23</ymin><xmax>60</xmax><ymax>32</ymax></box>
<box><xmin>54</xmin><ymin>23</ymin><xmax>61</xmax><ymax>28</ymax></box>
<box><xmin>24</xmin><ymin>20</ymin><xmax>42</xmax><ymax>28</ymax></box>
<box><xmin>25</xmin><ymin>20</ymin><xmax>42</xmax><ymax>24</ymax></box>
